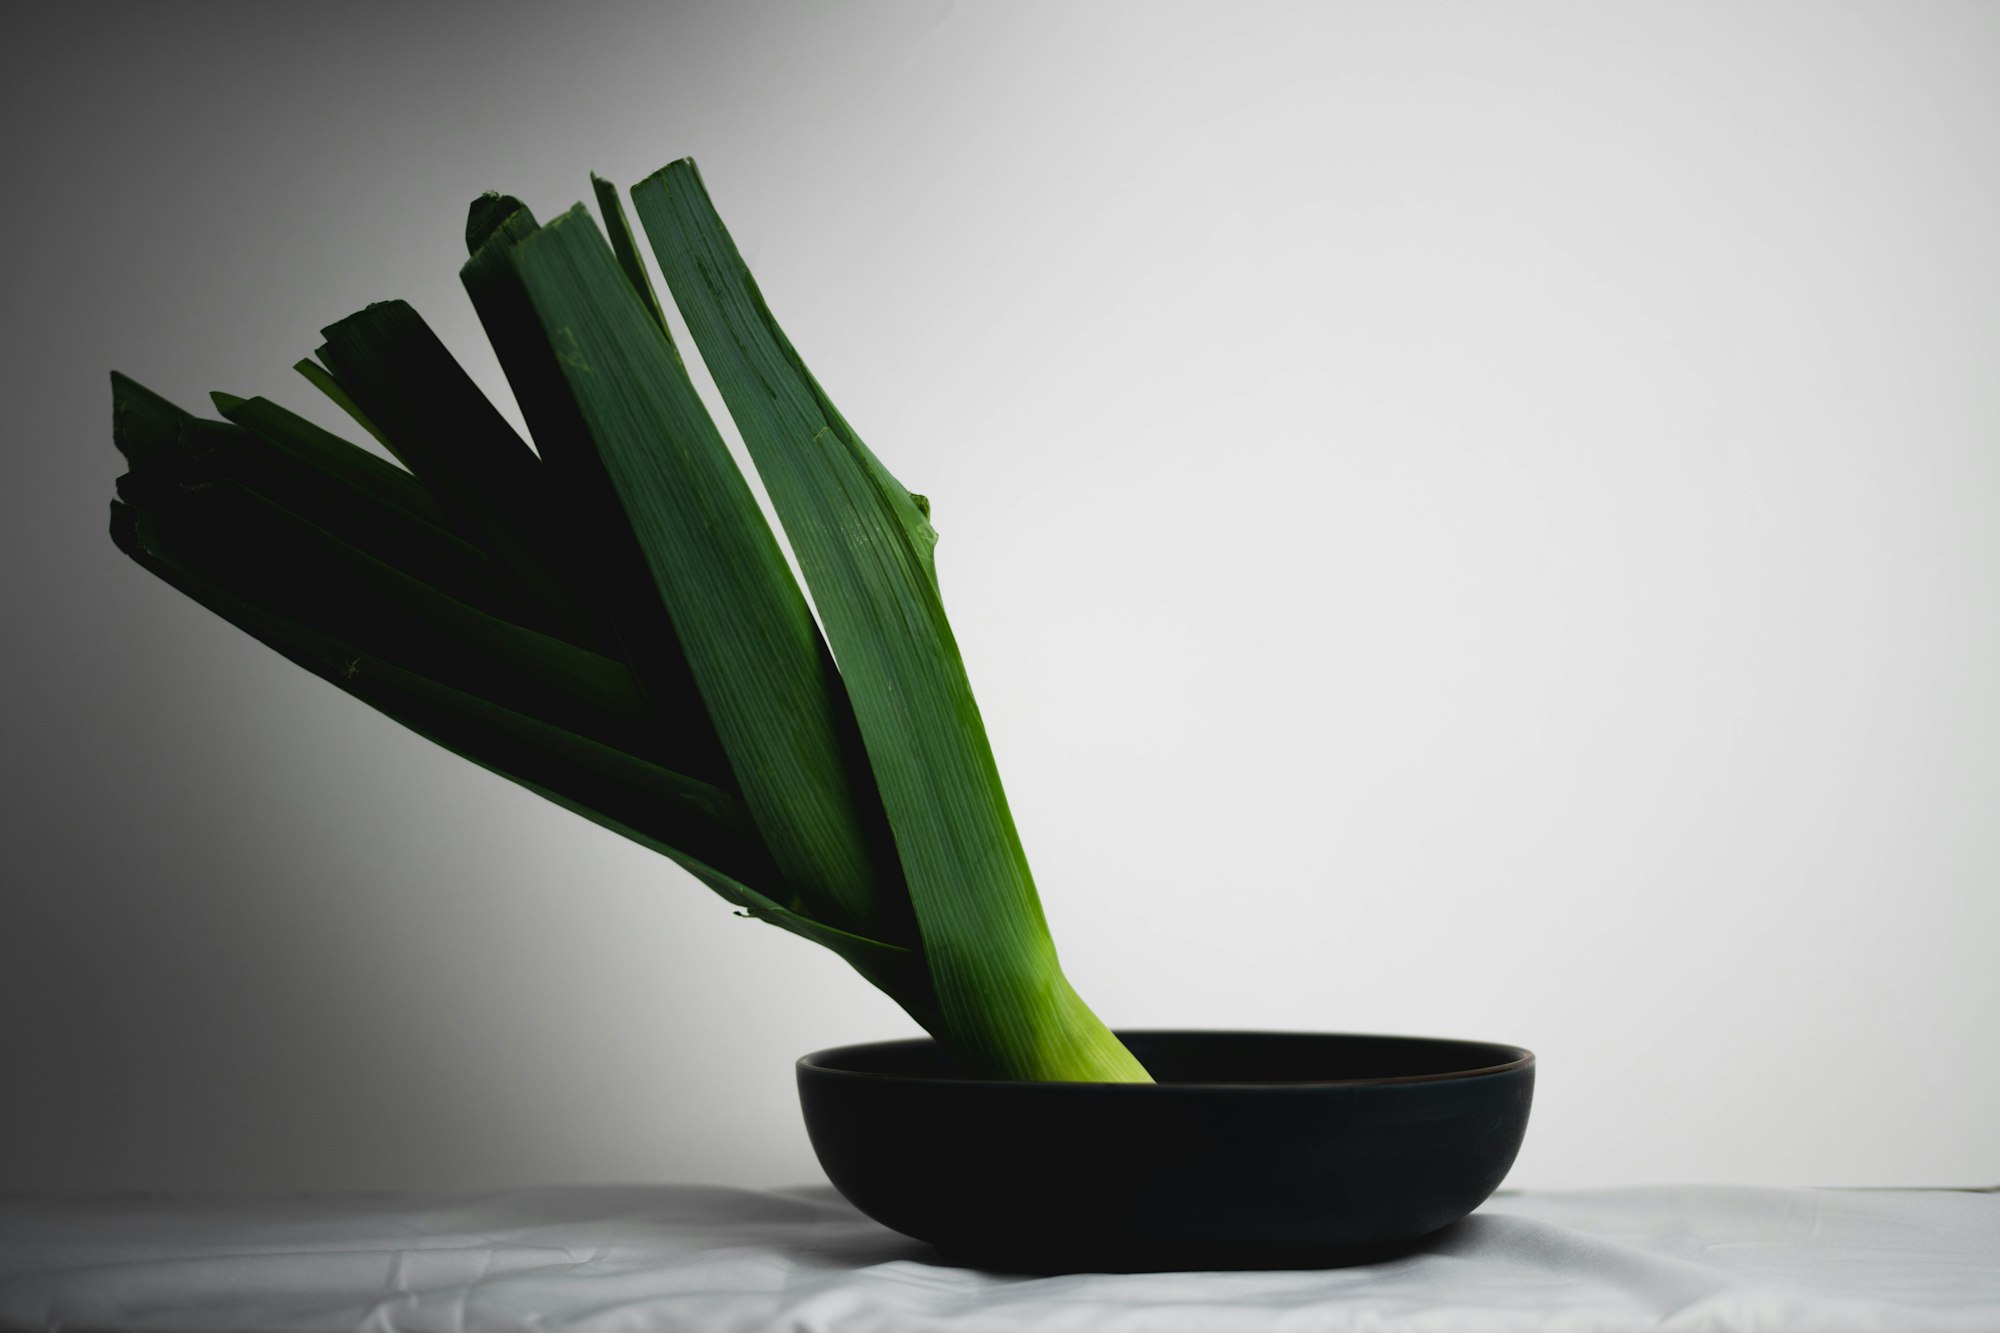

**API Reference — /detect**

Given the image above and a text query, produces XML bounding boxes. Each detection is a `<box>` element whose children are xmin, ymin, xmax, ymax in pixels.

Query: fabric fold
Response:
<box><xmin>0</xmin><ymin>1185</ymin><xmax>1992</xmax><ymax>1332</ymax></box>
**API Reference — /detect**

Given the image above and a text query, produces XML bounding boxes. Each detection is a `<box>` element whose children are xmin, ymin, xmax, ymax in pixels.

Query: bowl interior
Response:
<box><xmin>801</xmin><ymin>1030</ymin><xmax>1533</xmax><ymax>1086</ymax></box>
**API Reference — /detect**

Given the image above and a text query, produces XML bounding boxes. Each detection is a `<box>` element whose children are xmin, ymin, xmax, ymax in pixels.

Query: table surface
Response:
<box><xmin>1</xmin><ymin>1184</ymin><xmax>1994</xmax><ymax>1332</ymax></box>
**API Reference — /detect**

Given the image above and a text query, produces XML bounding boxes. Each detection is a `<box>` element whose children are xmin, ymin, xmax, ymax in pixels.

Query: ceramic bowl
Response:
<box><xmin>798</xmin><ymin>1029</ymin><xmax>1534</xmax><ymax>1272</ymax></box>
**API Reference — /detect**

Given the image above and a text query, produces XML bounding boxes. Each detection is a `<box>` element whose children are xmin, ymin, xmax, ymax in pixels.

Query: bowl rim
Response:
<box><xmin>798</xmin><ymin>1029</ymin><xmax>1535</xmax><ymax>1089</ymax></box>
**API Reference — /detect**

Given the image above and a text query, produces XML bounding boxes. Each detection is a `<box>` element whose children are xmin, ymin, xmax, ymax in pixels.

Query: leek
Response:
<box><xmin>106</xmin><ymin>159</ymin><xmax>1148</xmax><ymax>1083</ymax></box>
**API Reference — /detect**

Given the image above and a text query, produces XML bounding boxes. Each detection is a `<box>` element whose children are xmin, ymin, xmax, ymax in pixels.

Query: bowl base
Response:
<box><xmin>931</xmin><ymin>1228</ymin><xmax>1448</xmax><ymax>1275</ymax></box>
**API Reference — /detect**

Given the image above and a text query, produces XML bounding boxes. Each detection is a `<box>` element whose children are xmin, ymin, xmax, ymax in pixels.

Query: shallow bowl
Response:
<box><xmin>797</xmin><ymin>1029</ymin><xmax>1535</xmax><ymax>1272</ymax></box>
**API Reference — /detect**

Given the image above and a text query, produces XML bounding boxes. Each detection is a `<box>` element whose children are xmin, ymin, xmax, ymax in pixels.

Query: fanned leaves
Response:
<box><xmin>108</xmin><ymin>492</ymin><xmax>772</xmax><ymax>888</ymax></box>
<box><xmin>202</xmin><ymin>390</ymin><xmax>559</xmax><ymax>634</ymax></box>
<box><xmin>106</xmin><ymin>157</ymin><xmax>1144</xmax><ymax>1083</ymax></box>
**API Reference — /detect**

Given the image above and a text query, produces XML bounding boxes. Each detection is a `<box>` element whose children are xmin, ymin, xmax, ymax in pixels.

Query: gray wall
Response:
<box><xmin>4</xmin><ymin>1</ymin><xmax>1995</xmax><ymax>1191</ymax></box>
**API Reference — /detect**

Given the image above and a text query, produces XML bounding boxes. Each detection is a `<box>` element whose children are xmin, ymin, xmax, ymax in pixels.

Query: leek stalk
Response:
<box><xmin>106</xmin><ymin>158</ymin><xmax>1148</xmax><ymax>1084</ymax></box>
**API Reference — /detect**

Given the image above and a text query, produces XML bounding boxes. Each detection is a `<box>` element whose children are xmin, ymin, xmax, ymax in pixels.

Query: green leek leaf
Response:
<box><xmin>109</xmin><ymin>497</ymin><xmax>778</xmax><ymax>889</ymax></box>
<box><xmin>461</xmin><ymin>198</ymin><xmax>732</xmax><ymax>787</ymax></box>
<box><xmin>209</xmin><ymin>389</ymin><xmax>450</xmax><ymax>529</ymax></box>
<box><xmin>122</xmin><ymin>475</ymin><xmax>670</xmax><ymax>761</ymax></box>
<box><xmin>633</xmin><ymin>159</ymin><xmax>1147</xmax><ymax>1082</ymax></box>
<box><xmin>509</xmin><ymin>204</ymin><xmax>906</xmax><ymax>945</ymax></box>
<box><xmin>316</xmin><ymin>301</ymin><xmax>609</xmax><ymax>649</ymax></box>
<box><xmin>591</xmin><ymin>172</ymin><xmax>670</xmax><ymax>341</ymax></box>
<box><xmin>292</xmin><ymin>356</ymin><xmax>398</xmax><ymax>459</ymax></box>
<box><xmin>115</xmin><ymin>375</ymin><xmax>569</xmax><ymax>645</ymax></box>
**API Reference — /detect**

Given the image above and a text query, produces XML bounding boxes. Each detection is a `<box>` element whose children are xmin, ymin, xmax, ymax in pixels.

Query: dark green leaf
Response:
<box><xmin>591</xmin><ymin>172</ymin><xmax>670</xmax><ymax>341</ymax></box>
<box><xmin>466</xmin><ymin>190</ymin><xmax>529</xmax><ymax>253</ymax></box>
<box><xmin>461</xmin><ymin>199</ymin><xmax>732</xmax><ymax>787</ymax></box>
<box><xmin>115</xmin><ymin>377</ymin><xmax>565</xmax><ymax>641</ymax></box>
<box><xmin>317</xmin><ymin>300</ymin><xmax>610</xmax><ymax>649</ymax></box>
<box><xmin>109</xmin><ymin>495</ymin><xmax>780</xmax><ymax>893</ymax></box>
<box><xmin>510</xmin><ymin>203</ymin><xmax>904</xmax><ymax>946</ymax></box>
<box><xmin>633</xmin><ymin>159</ymin><xmax>1146</xmax><ymax>1081</ymax></box>
<box><xmin>292</xmin><ymin>356</ymin><xmax>399</xmax><ymax>460</ymax></box>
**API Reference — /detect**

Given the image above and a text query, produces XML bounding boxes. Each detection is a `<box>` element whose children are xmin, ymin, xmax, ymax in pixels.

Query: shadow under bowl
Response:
<box><xmin>798</xmin><ymin>1029</ymin><xmax>1535</xmax><ymax>1273</ymax></box>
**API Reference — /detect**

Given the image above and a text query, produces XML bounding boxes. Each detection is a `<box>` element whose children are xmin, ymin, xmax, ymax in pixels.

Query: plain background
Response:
<box><xmin>3</xmin><ymin>1</ymin><xmax>1994</xmax><ymax>1193</ymax></box>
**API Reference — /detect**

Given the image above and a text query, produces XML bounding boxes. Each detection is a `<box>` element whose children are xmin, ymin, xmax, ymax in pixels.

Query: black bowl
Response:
<box><xmin>798</xmin><ymin>1030</ymin><xmax>1534</xmax><ymax>1272</ymax></box>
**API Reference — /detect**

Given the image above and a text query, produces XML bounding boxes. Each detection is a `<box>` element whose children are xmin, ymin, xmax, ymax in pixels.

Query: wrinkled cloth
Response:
<box><xmin>0</xmin><ymin>1185</ymin><xmax>1993</xmax><ymax>1332</ymax></box>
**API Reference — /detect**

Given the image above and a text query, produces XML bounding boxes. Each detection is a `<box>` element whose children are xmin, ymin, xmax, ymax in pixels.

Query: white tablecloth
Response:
<box><xmin>0</xmin><ymin>1185</ymin><xmax>1993</xmax><ymax>1331</ymax></box>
